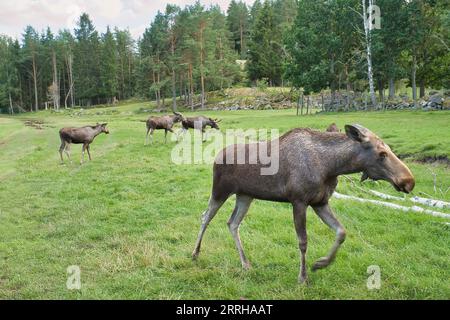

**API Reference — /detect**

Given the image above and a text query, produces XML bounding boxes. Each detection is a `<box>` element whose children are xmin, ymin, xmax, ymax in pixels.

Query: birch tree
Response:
<box><xmin>362</xmin><ymin>0</ymin><xmax>377</xmax><ymax>109</ymax></box>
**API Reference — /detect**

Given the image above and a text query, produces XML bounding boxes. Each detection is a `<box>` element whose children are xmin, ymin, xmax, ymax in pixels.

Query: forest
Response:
<box><xmin>0</xmin><ymin>0</ymin><xmax>448</xmax><ymax>114</ymax></box>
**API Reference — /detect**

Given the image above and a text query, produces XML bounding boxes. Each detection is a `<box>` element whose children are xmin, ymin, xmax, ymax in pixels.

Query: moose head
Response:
<box><xmin>345</xmin><ymin>124</ymin><xmax>415</xmax><ymax>193</ymax></box>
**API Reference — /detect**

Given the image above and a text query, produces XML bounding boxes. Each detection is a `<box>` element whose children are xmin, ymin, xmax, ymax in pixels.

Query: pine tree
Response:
<box><xmin>227</xmin><ymin>0</ymin><xmax>250</xmax><ymax>58</ymax></box>
<box><xmin>247</xmin><ymin>0</ymin><xmax>283</xmax><ymax>86</ymax></box>
<box><xmin>100</xmin><ymin>27</ymin><xmax>118</xmax><ymax>103</ymax></box>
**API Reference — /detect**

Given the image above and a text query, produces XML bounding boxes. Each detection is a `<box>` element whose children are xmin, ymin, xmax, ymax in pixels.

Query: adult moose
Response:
<box><xmin>145</xmin><ymin>112</ymin><xmax>184</xmax><ymax>144</ymax></box>
<box><xmin>59</xmin><ymin>123</ymin><xmax>109</xmax><ymax>164</ymax></box>
<box><xmin>181</xmin><ymin>116</ymin><xmax>221</xmax><ymax>141</ymax></box>
<box><xmin>192</xmin><ymin>124</ymin><xmax>415</xmax><ymax>283</ymax></box>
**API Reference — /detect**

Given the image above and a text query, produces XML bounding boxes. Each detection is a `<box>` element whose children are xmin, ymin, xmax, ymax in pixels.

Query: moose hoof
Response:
<box><xmin>192</xmin><ymin>251</ymin><xmax>199</xmax><ymax>261</ymax></box>
<box><xmin>311</xmin><ymin>257</ymin><xmax>330</xmax><ymax>272</ymax></box>
<box><xmin>242</xmin><ymin>262</ymin><xmax>252</xmax><ymax>270</ymax></box>
<box><xmin>298</xmin><ymin>275</ymin><xmax>308</xmax><ymax>284</ymax></box>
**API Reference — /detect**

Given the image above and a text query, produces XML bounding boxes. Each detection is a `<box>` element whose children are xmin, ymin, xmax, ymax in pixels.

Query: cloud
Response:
<box><xmin>0</xmin><ymin>0</ymin><xmax>255</xmax><ymax>40</ymax></box>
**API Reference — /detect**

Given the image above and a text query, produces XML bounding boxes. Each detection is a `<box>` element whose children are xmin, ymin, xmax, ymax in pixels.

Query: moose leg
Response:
<box><xmin>311</xmin><ymin>203</ymin><xmax>346</xmax><ymax>271</ymax></box>
<box><xmin>292</xmin><ymin>201</ymin><xmax>308</xmax><ymax>283</ymax></box>
<box><xmin>150</xmin><ymin>128</ymin><xmax>154</xmax><ymax>144</ymax></box>
<box><xmin>228</xmin><ymin>194</ymin><xmax>253</xmax><ymax>269</ymax></box>
<box><xmin>81</xmin><ymin>144</ymin><xmax>87</xmax><ymax>164</ymax></box>
<box><xmin>192</xmin><ymin>196</ymin><xmax>227</xmax><ymax>260</ymax></box>
<box><xmin>59</xmin><ymin>141</ymin><xmax>65</xmax><ymax>163</ymax></box>
<box><xmin>164</xmin><ymin>129</ymin><xmax>168</xmax><ymax>143</ymax></box>
<box><xmin>86</xmin><ymin>145</ymin><xmax>92</xmax><ymax>161</ymax></box>
<box><xmin>167</xmin><ymin>128</ymin><xmax>175</xmax><ymax>142</ymax></box>
<box><xmin>64</xmin><ymin>143</ymin><xmax>72</xmax><ymax>162</ymax></box>
<box><xmin>145</xmin><ymin>127</ymin><xmax>150</xmax><ymax>145</ymax></box>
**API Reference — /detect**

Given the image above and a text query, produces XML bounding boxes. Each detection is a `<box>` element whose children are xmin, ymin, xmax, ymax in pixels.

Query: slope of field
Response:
<box><xmin>0</xmin><ymin>105</ymin><xmax>449</xmax><ymax>299</ymax></box>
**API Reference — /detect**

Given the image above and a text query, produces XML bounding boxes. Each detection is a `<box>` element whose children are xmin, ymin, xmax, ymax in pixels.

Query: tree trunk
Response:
<box><xmin>388</xmin><ymin>77</ymin><xmax>395</xmax><ymax>99</ymax></box>
<box><xmin>378</xmin><ymin>78</ymin><xmax>384</xmax><ymax>109</ymax></box>
<box><xmin>363</xmin><ymin>0</ymin><xmax>377</xmax><ymax>109</ymax></box>
<box><xmin>65</xmin><ymin>53</ymin><xmax>74</xmax><ymax>108</ymax></box>
<box><xmin>128</xmin><ymin>51</ymin><xmax>132</xmax><ymax>98</ymax></box>
<box><xmin>301</xmin><ymin>92</ymin><xmax>304</xmax><ymax>115</ymax></box>
<box><xmin>156</xmin><ymin>70</ymin><xmax>161</xmax><ymax>108</ymax></box>
<box><xmin>199</xmin><ymin>21</ymin><xmax>206</xmax><ymax>109</ymax></box>
<box><xmin>219</xmin><ymin>36</ymin><xmax>224</xmax><ymax>90</ymax></box>
<box><xmin>240</xmin><ymin>19</ymin><xmax>244</xmax><ymax>58</ymax></box>
<box><xmin>345</xmin><ymin>65</ymin><xmax>351</xmax><ymax>111</ymax></box>
<box><xmin>121</xmin><ymin>56</ymin><xmax>125</xmax><ymax>100</ymax></box>
<box><xmin>189</xmin><ymin>63</ymin><xmax>194</xmax><ymax>110</ymax></box>
<box><xmin>9</xmin><ymin>92</ymin><xmax>14</xmax><ymax>115</ymax></box>
<box><xmin>32</xmin><ymin>53</ymin><xmax>38</xmax><ymax>111</ymax></box>
<box><xmin>306</xmin><ymin>96</ymin><xmax>310</xmax><ymax>115</ymax></box>
<box><xmin>171</xmin><ymin>35</ymin><xmax>177</xmax><ymax>112</ymax></box>
<box><xmin>52</xmin><ymin>50</ymin><xmax>60</xmax><ymax>110</ymax></box>
<box><xmin>412</xmin><ymin>55</ymin><xmax>418</xmax><ymax>108</ymax></box>
<box><xmin>419</xmin><ymin>78</ymin><xmax>425</xmax><ymax>98</ymax></box>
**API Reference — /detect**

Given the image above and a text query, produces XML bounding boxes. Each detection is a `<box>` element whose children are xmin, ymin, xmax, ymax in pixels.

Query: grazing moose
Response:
<box><xmin>145</xmin><ymin>112</ymin><xmax>184</xmax><ymax>144</ymax></box>
<box><xmin>59</xmin><ymin>123</ymin><xmax>109</xmax><ymax>164</ymax></box>
<box><xmin>326</xmin><ymin>123</ymin><xmax>340</xmax><ymax>132</ymax></box>
<box><xmin>192</xmin><ymin>124</ymin><xmax>415</xmax><ymax>283</ymax></box>
<box><xmin>181</xmin><ymin>116</ymin><xmax>221</xmax><ymax>141</ymax></box>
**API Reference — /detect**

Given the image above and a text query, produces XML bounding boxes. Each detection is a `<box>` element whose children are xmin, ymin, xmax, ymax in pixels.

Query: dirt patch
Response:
<box><xmin>22</xmin><ymin>119</ymin><xmax>54</xmax><ymax>130</ymax></box>
<box><xmin>23</xmin><ymin>119</ymin><xmax>44</xmax><ymax>130</ymax></box>
<box><xmin>416</xmin><ymin>155</ymin><xmax>450</xmax><ymax>166</ymax></box>
<box><xmin>399</xmin><ymin>153</ymin><xmax>450</xmax><ymax>166</ymax></box>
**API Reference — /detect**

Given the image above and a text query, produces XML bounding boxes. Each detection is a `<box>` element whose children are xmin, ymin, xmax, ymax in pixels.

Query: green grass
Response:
<box><xmin>0</xmin><ymin>105</ymin><xmax>449</xmax><ymax>299</ymax></box>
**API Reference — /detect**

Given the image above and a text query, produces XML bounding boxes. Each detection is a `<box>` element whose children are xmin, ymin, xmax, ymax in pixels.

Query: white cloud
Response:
<box><xmin>0</xmin><ymin>0</ymin><xmax>256</xmax><ymax>40</ymax></box>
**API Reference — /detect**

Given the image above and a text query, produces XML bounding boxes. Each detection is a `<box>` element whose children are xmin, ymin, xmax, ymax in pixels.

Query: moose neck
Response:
<box><xmin>323</xmin><ymin>137</ymin><xmax>365</xmax><ymax>178</ymax></box>
<box><xmin>92</xmin><ymin>126</ymin><xmax>104</xmax><ymax>138</ymax></box>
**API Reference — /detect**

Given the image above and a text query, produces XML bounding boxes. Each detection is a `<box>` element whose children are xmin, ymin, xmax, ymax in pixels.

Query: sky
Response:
<box><xmin>0</xmin><ymin>0</ymin><xmax>256</xmax><ymax>41</ymax></box>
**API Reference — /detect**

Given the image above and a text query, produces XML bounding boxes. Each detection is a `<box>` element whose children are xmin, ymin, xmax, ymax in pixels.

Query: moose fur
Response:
<box><xmin>145</xmin><ymin>112</ymin><xmax>184</xmax><ymax>144</ymax></box>
<box><xmin>192</xmin><ymin>124</ymin><xmax>415</xmax><ymax>283</ymax></box>
<box><xmin>59</xmin><ymin>123</ymin><xmax>109</xmax><ymax>164</ymax></box>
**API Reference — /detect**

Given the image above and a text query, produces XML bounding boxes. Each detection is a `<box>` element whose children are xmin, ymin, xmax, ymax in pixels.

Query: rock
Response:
<box><xmin>429</xmin><ymin>94</ymin><xmax>443</xmax><ymax>104</ymax></box>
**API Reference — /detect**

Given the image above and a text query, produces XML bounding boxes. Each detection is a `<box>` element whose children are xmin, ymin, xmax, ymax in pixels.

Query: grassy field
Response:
<box><xmin>0</xmin><ymin>103</ymin><xmax>449</xmax><ymax>299</ymax></box>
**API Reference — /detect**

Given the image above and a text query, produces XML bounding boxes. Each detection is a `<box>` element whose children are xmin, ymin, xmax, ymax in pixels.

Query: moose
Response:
<box><xmin>326</xmin><ymin>123</ymin><xmax>340</xmax><ymax>132</ymax></box>
<box><xmin>181</xmin><ymin>116</ymin><xmax>221</xmax><ymax>141</ymax></box>
<box><xmin>145</xmin><ymin>112</ymin><xmax>184</xmax><ymax>144</ymax></box>
<box><xmin>192</xmin><ymin>124</ymin><xmax>415</xmax><ymax>283</ymax></box>
<box><xmin>59</xmin><ymin>123</ymin><xmax>109</xmax><ymax>164</ymax></box>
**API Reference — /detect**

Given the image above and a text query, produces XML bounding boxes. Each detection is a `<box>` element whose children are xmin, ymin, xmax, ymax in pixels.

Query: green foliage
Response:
<box><xmin>0</xmin><ymin>1</ymin><xmax>448</xmax><ymax>112</ymax></box>
<box><xmin>100</xmin><ymin>27</ymin><xmax>118</xmax><ymax>101</ymax></box>
<box><xmin>285</xmin><ymin>0</ymin><xmax>449</xmax><ymax>96</ymax></box>
<box><xmin>0</xmin><ymin>105</ymin><xmax>449</xmax><ymax>299</ymax></box>
<box><xmin>226</xmin><ymin>0</ymin><xmax>250</xmax><ymax>58</ymax></box>
<box><xmin>247</xmin><ymin>0</ymin><xmax>284</xmax><ymax>86</ymax></box>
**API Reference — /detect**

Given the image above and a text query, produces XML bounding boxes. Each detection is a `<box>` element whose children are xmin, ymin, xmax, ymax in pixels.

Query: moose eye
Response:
<box><xmin>379</xmin><ymin>152</ymin><xmax>388</xmax><ymax>159</ymax></box>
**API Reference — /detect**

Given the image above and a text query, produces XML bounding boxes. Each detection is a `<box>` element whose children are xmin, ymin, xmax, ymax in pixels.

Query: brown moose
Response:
<box><xmin>145</xmin><ymin>112</ymin><xmax>184</xmax><ymax>144</ymax></box>
<box><xmin>181</xmin><ymin>116</ymin><xmax>221</xmax><ymax>141</ymax></box>
<box><xmin>192</xmin><ymin>124</ymin><xmax>415</xmax><ymax>283</ymax></box>
<box><xmin>59</xmin><ymin>123</ymin><xmax>109</xmax><ymax>164</ymax></box>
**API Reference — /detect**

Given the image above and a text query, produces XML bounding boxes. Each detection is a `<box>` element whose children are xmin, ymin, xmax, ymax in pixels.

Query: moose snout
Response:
<box><xmin>396</xmin><ymin>176</ymin><xmax>415</xmax><ymax>194</ymax></box>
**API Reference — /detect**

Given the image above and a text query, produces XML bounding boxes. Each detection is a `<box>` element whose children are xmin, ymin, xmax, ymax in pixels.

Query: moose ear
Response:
<box><xmin>345</xmin><ymin>124</ymin><xmax>368</xmax><ymax>143</ymax></box>
<box><xmin>102</xmin><ymin>123</ymin><xmax>107</xmax><ymax>126</ymax></box>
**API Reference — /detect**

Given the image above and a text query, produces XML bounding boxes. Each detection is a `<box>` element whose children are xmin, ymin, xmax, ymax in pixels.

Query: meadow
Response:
<box><xmin>0</xmin><ymin>103</ymin><xmax>449</xmax><ymax>299</ymax></box>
